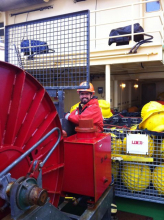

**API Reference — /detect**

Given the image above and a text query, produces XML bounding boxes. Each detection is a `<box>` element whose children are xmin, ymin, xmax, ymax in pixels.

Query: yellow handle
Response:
<box><xmin>65</xmin><ymin>197</ymin><xmax>76</xmax><ymax>201</ymax></box>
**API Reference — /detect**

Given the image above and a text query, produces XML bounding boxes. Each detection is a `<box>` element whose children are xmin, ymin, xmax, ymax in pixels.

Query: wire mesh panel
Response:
<box><xmin>5</xmin><ymin>10</ymin><xmax>90</xmax><ymax>89</ymax></box>
<box><xmin>104</xmin><ymin>115</ymin><xmax>142</xmax><ymax>129</ymax></box>
<box><xmin>104</xmin><ymin>128</ymin><xmax>164</xmax><ymax>204</ymax></box>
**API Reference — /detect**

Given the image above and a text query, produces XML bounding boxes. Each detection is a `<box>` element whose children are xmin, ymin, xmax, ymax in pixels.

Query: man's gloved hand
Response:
<box><xmin>65</xmin><ymin>113</ymin><xmax>71</xmax><ymax>120</ymax></box>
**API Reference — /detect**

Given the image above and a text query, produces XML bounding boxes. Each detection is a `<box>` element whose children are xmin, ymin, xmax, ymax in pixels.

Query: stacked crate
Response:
<box><xmin>104</xmin><ymin>128</ymin><xmax>164</xmax><ymax>204</ymax></box>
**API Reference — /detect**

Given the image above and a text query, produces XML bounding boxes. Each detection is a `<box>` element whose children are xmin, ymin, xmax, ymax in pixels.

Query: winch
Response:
<box><xmin>0</xmin><ymin>61</ymin><xmax>112</xmax><ymax>220</ymax></box>
<box><xmin>0</xmin><ymin>61</ymin><xmax>64</xmax><ymax>219</ymax></box>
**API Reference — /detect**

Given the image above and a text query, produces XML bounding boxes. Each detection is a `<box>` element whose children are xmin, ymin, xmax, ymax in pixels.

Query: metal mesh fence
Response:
<box><xmin>104</xmin><ymin>116</ymin><xmax>142</xmax><ymax>129</ymax></box>
<box><xmin>104</xmin><ymin>128</ymin><xmax>164</xmax><ymax>204</ymax></box>
<box><xmin>5</xmin><ymin>10</ymin><xmax>90</xmax><ymax>89</ymax></box>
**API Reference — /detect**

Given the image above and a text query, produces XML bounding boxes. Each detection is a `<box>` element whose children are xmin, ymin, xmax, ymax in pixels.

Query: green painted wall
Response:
<box><xmin>116</xmin><ymin>197</ymin><xmax>164</xmax><ymax>220</ymax></box>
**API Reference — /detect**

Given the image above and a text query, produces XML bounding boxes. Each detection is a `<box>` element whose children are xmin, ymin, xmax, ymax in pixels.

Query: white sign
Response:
<box><xmin>126</xmin><ymin>134</ymin><xmax>148</xmax><ymax>155</ymax></box>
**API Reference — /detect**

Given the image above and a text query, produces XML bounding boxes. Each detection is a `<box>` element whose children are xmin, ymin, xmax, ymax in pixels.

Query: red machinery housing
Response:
<box><xmin>62</xmin><ymin>119</ymin><xmax>111</xmax><ymax>202</ymax></box>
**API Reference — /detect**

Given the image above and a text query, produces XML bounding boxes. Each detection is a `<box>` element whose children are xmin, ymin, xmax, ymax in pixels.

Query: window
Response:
<box><xmin>146</xmin><ymin>1</ymin><xmax>160</xmax><ymax>12</ymax></box>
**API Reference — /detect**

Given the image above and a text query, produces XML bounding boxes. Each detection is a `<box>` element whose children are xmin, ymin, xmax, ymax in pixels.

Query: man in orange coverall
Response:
<box><xmin>65</xmin><ymin>82</ymin><xmax>103</xmax><ymax>132</ymax></box>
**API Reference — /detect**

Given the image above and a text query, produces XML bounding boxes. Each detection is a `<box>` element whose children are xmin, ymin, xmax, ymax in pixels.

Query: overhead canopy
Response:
<box><xmin>0</xmin><ymin>0</ymin><xmax>51</xmax><ymax>11</ymax></box>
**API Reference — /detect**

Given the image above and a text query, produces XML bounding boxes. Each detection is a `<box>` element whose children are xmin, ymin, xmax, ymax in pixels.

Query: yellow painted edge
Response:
<box><xmin>112</xmin><ymin>154</ymin><xmax>154</xmax><ymax>162</ymax></box>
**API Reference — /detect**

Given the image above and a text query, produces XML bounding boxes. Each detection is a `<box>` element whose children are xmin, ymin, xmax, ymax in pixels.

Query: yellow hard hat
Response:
<box><xmin>70</xmin><ymin>102</ymin><xmax>79</xmax><ymax>113</ymax></box>
<box><xmin>110</xmin><ymin>133</ymin><xmax>117</xmax><ymax>138</ymax></box>
<box><xmin>156</xmin><ymin>140</ymin><xmax>164</xmax><ymax>159</ymax></box>
<box><xmin>98</xmin><ymin>100</ymin><xmax>113</xmax><ymax>118</ymax></box>
<box><xmin>121</xmin><ymin>163</ymin><xmax>151</xmax><ymax>192</ymax></box>
<box><xmin>141</xmin><ymin>101</ymin><xmax>163</xmax><ymax>119</ymax></box>
<box><xmin>152</xmin><ymin>164</ymin><xmax>164</xmax><ymax>195</ymax></box>
<box><xmin>111</xmin><ymin>138</ymin><xmax>122</xmax><ymax>154</ymax></box>
<box><xmin>112</xmin><ymin>161</ymin><xmax>119</xmax><ymax>181</ymax></box>
<box><xmin>139</xmin><ymin>110</ymin><xmax>164</xmax><ymax>132</ymax></box>
<box><xmin>130</xmin><ymin>125</ymin><xmax>138</xmax><ymax>130</ymax></box>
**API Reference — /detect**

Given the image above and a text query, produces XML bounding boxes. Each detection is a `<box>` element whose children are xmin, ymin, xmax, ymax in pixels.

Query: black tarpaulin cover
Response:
<box><xmin>108</xmin><ymin>23</ymin><xmax>153</xmax><ymax>53</ymax></box>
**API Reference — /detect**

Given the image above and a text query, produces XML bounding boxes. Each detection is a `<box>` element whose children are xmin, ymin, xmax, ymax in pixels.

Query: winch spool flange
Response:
<box><xmin>0</xmin><ymin>61</ymin><xmax>64</xmax><ymax>219</ymax></box>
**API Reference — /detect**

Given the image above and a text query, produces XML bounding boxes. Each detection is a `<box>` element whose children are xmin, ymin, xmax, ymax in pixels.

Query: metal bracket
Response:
<box><xmin>0</xmin><ymin>173</ymin><xmax>16</xmax><ymax>202</ymax></box>
<box><xmin>111</xmin><ymin>156</ymin><xmax>123</xmax><ymax>161</ymax></box>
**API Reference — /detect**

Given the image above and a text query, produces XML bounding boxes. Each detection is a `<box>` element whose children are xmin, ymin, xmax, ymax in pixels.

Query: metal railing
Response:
<box><xmin>90</xmin><ymin>0</ymin><xmax>164</xmax><ymax>50</ymax></box>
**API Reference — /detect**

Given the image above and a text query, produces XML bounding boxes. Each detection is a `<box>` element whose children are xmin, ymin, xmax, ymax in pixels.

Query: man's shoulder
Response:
<box><xmin>87</xmin><ymin>98</ymin><xmax>99</xmax><ymax>106</ymax></box>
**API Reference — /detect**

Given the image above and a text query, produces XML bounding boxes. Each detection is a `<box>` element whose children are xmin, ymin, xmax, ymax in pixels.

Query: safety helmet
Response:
<box><xmin>122</xmin><ymin>163</ymin><xmax>151</xmax><ymax>192</ymax></box>
<box><xmin>98</xmin><ymin>100</ymin><xmax>113</xmax><ymax>118</ymax></box>
<box><xmin>141</xmin><ymin>101</ymin><xmax>163</xmax><ymax>118</ymax></box>
<box><xmin>77</xmin><ymin>81</ymin><xmax>95</xmax><ymax>94</ymax></box>
<box><xmin>152</xmin><ymin>164</ymin><xmax>164</xmax><ymax>195</ymax></box>
<box><xmin>130</xmin><ymin>124</ymin><xmax>138</xmax><ymax>131</ymax></box>
<box><xmin>139</xmin><ymin>110</ymin><xmax>164</xmax><ymax>132</ymax></box>
<box><xmin>128</xmin><ymin>106</ymin><xmax>139</xmax><ymax>113</ymax></box>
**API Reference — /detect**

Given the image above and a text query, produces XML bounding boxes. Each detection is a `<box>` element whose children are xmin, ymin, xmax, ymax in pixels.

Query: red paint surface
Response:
<box><xmin>63</xmin><ymin>132</ymin><xmax>111</xmax><ymax>202</ymax></box>
<box><xmin>157</xmin><ymin>101</ymin><xmax>164</xmax><ymax>105</ymax></box>
<box><xmin>0</xmin><ymin>61</ymin><xmax>64</xmax><ymax>218</ymax></box>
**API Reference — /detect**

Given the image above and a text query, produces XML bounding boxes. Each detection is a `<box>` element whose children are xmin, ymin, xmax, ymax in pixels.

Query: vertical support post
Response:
<box><xmin>4</xmin><ymin>12</ymin><xmax>7</xmax><ymax>62</ymax></box>
<box><xmin>58</xmin><ymin>90</ymin><xmax>65</xmax><ymax>119</ymax></box>
<box><xmin>113</xmin><ymin>80</ymin><xmax>118</xmax><ymax>111</ymax></box>
<box><xmin>95</xmin><ymin>11</ymin><xmax>97</xmax><ymax>48</ymax></box>
<box><xmin>120</xmin><ymin>86</ymin><xmax>122</xmax><ymax>112</ymax></box>
<box><xmin>140</xmin><ymin>0</ymin><xmax>144</xmax><ymax>28</ymax></box>
<box><xmin>161</xmin><ymin>10</ymin><xmax>164</xmax><ymax>45</ymax></box>
<box><xmin>139</xmin><ymin>82</ymin><xmax>142</xmax><ymax>105</ymax></box>
<box><xmin>5</xmin><ymin>26</ymin><xmax>8</xmax><ymax>62</ymax></box>
<box><xmin>105</xmin><ymin>65</ymin><xmax>111</xmax><ymax>104</ymax></box>
<box><xmin>131</xmin><ymin>3</ymin><xmax>134</xmax><ymax>45</ymax></box>
<box><xmin>87</xmin><ymin>10</ymin><xmax>90</xmax><ymax>85</ymax></box>
<box><xmin>128</xmin><ymin>82</ymin><xmax>132</xmax><ymax>108</ymax></box>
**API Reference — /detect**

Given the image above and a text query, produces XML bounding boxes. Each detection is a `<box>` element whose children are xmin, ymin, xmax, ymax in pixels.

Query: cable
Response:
<box><xmin>141</xmin><ymin>63</ymin><xmax>144</xmax><ymax>69</ymax></box>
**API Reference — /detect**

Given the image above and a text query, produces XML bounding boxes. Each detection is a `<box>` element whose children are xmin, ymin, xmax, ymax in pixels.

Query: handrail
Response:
<box><xmin>90</xmin><ymin>0</ymin><xmax>163</xmax><ymax>49</ymax></box>
<box><xmin>90</xmin><ymin>0</ymin><xmax>162</xmax><ymax>14</ymax></box>
<box><xmin>90</xmin><ymin>14</ymin><xmax>163</xmax><ymax>27</ymax></box>
<box><xmin>90</xmin><ymin>30</ymin><xmax>162</xmax><ymax>41</ymax></box>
